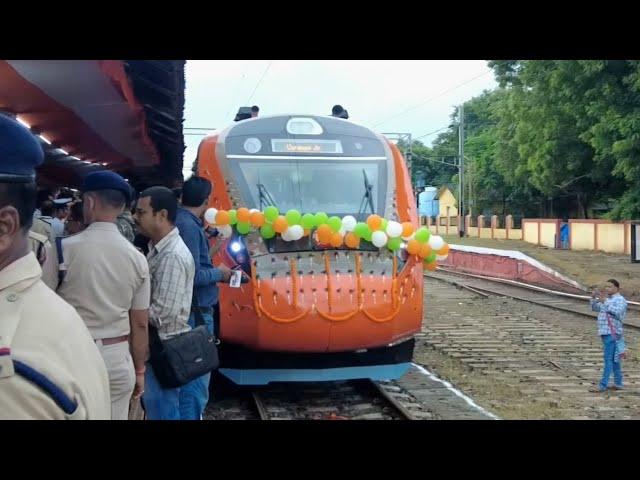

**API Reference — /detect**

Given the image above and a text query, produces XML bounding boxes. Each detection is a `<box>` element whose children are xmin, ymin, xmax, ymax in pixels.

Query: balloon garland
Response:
<box><xmin>205</xmin><ymin>207</ymin><xmax>449</xmax><ymax>269</ymax></box>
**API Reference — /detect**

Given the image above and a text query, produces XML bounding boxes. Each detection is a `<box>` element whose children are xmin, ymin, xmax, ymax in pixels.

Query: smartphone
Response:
<box><xmin>230</xmin><ymin>269</ymin><xmax>242</xmax><ymax>288</ymax></box>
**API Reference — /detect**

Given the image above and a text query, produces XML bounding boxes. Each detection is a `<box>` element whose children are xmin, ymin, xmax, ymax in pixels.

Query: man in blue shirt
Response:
<box><xmin>589</xmin><ymin>278</ymin><xmax>628</xmax><ymax>393</ymax></box>
<box><xmin>175</xmin><ymin>176</ymin><xmax>232</xmax><ymax>419</ymax></box>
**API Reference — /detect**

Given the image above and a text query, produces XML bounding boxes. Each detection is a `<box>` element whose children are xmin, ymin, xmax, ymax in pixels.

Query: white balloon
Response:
<box><xmin>436</xmin><ymin>254</ymin><xmax>448</xmax><ymax>261</ymax></box>
<box><xmin>341</xmin><ymin>215</ymin><xmax>357</xmax><ymax>232</ymax></box>
<box><xmin>289</xmin><ymin>225</ymin><xmax>304</xmax><ymax>241</ymax></box>
<box><xmin>339</xmin><ymin>226</ymin><xmax>346</xmax><ymax>236</ymax></box>
<box><xmin>385</xmin><ymin>221</ymin><xmax>403</xmax><ymax>238</ymax></box>
<box><xmin>282</xmin><ymin>228</ymin><xmax>293</xmax><ymax>241</ymax></box>
<box><xmin>428</xmin><ymin>235</ymin><xmax>445</xmax><ymax>251</ymax></box>
<box><xmin>371</xmin><ymin>231</ymin><xmax>388</xmax><ymax>248</ymax></box>
<box><xmin>204</xmin><ymin>208</ymin><xmax>218</xmax><ymax>224</ymax></box>
<box><xmin>249</xmin><ymin>208</ymin><xmax>259</xmax><ymax>214</ymax></box>
<box><xmin>217</xmin><ymin>224</ymin><xmax>233</xmax><ymax>239</ymax></box>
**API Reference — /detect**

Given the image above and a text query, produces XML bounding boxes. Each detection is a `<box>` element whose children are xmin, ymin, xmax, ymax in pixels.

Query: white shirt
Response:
<box><xmin>52</xmin><ymin>217</ymin><xmax>65</xmax><ymax>237</ymax></box>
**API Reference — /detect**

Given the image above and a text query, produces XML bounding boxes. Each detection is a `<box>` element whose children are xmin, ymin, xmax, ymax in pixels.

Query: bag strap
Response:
<box><xmin>148</xmin><ymin>323</ymin><xmax>164</xmax><ymax>355</ymax></box>
<box><xmin>55</xmin><ymin>237</ymin><xmax>66</xmax><ymax>288</ymax></box>
<box><xmin>191</xmin><ymin>306</ymin><xmax>206</xmax><ymax>327</ymax></box>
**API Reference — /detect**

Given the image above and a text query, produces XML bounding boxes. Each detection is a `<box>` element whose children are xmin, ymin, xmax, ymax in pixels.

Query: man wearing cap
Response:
<box><xmin>0</xmin><ymin>113</ymin><xmax>110</xmax><ymax>419</ymax></box>
<box><xmin>34</xmin><ymin>199</ymin><xmax>56</xmax><ymax>241</ymax></box>
<box><xmin>52</xmin><ymin>198</ymin><xmax>71</xmax><ymax>237</ymax></box>
<box><xmin>56</xmin><ymin>170</ymin><xmax>151</xmax><ymax>420</ymax></box>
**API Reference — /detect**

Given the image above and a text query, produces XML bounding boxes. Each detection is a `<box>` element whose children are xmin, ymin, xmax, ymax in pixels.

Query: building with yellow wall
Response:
<box><xmin>437</xmin><ymin>186</ymin><xmax>458</xmax><ymax>217</ymax></box>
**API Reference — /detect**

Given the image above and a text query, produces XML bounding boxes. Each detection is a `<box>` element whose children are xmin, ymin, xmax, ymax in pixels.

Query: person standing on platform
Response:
<box><xmin>57</xmin><ymin>171</ymin><xmax>150</xmax><ymax>420</ymax></box>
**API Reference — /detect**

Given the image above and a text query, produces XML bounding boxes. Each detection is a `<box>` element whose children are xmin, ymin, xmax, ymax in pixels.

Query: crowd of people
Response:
<box><xmin>2</xmin><ymin>103</ymin><xmax>629</xmax><ymax>421</ymax></box>
<box><xmin>0</xmin><ymin>113</ymin><xmax>238</xmax><ymax>420</ymax></box>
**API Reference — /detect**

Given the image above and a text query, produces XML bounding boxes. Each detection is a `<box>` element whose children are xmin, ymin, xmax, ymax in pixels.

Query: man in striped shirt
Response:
<box><xmin>134</xmin><ymin>186</ymin><xmax>195</xmax><ymax>419</ymax></box>
<box><xmin>589</xmin><ymin>279</ymin><xmax>627</xmax><ymax>393</ymax></box>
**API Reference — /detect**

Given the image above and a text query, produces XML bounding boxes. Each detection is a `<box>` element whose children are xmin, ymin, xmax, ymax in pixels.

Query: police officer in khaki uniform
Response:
<box><xmin>27</xmin><ymin>229</ymin><xmax>58</xmax><ymax>290</ymax></box>
<box><xmin>31</xmin><ymin>210</ymin><xmax>55</xmax><ymax>243</ymax></box>
<box><xmin>0</xmin><ymin>113</ymin><xmax>110</xmax><ymax>419</ymax></box>
<box><xmin>57</xmin><ymin>171</ymin><xmax>150</xmax><ymax>420</ymax></box>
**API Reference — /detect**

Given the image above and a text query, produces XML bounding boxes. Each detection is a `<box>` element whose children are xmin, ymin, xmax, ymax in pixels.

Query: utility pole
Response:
<box><xmin>458</xmin><ymin>104</ymin><xmax>465</xmax><ymax>238</ymax></box>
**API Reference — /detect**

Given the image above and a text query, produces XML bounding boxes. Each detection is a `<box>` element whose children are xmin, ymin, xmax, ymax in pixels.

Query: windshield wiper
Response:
<box><xmin>357</xmin><ymin>169</ymin><xmax>375</xmax><ymax>220</ymax></box>
<box><xmin>257</xmin><ymin>183</ymin><xmax>278</xmax><ymax>210</ymax></box>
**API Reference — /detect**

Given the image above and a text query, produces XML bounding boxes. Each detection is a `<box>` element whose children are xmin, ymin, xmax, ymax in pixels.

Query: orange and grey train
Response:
<box><xmin>196</xmin><ymin>114</ymin><xmax>423</xmax><ymax>385</ymax></box>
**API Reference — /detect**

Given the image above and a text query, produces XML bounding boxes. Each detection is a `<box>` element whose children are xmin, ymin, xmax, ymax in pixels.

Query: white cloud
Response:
<box><xmin>182</xmin><ymin>60</ymin><xmax>497</xmax><ymax>177</ymax></box>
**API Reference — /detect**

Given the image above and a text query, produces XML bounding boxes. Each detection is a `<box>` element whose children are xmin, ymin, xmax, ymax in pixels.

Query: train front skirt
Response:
<box><xmin>217</xmin><ymin>338</ymin><xmax>415</xmax><ymax>385</ymax></box>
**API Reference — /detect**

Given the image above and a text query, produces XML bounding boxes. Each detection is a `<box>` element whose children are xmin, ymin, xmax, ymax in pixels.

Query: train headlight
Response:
<box><xmin>243</xmin><ymin>137</ymin><xmax>262</xmax><ymax>154</ymax></box>
<box><xmin>286</xmin><ymin>117</ymin><xmax>323</xmax><ymax>135</ymax></box>
<box><xmin>399</xmin><ymin>242</ymin><xmax>409</xmax><ymax>262</ymax></box>
<box><xmin>230</xmin><ymin>241</ymin><xmax>243</xmax><ymax>253</ymax></box>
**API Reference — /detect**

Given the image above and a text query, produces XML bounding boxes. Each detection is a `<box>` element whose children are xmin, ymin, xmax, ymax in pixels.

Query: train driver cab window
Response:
<box><xmin>233</xmin><ymin>159</ymin><xmax>385</xmax><ymax>219</ymax></box>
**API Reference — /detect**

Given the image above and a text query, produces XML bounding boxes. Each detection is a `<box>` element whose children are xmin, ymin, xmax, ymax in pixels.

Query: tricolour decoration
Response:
<box><xmin>204</xmin><ymin>207</ymin><xmax>450</xmax><ymax>268</ymax></box>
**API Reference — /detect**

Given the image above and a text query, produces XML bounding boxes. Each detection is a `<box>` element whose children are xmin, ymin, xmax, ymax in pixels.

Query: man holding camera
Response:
<box><xmin>589</xmin><ymin>279</ymin><xmax>628</xmax><ymax>393</ymax></box>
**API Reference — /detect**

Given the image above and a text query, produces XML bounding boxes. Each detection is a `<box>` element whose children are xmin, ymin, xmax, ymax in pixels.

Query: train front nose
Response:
<box><xmin>220</xmin><ymin>249</ymin><xmax>423</xmax><ymax>353</ymax></box>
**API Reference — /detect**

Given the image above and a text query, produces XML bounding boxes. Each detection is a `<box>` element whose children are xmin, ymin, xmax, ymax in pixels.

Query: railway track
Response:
<box><xmin>427</xmin><ymin>268</ymin><xmax>640</xmax><ymax>330</ymax></box>
<box><xmin>205</xmin><ymin>379</ymin><xmax>435</xmax><ymax>420</ymax></box>
<box><xmin>420</xmin><ymin>273</ymin><xmax>640</xmax><ymax>419</ymax></box>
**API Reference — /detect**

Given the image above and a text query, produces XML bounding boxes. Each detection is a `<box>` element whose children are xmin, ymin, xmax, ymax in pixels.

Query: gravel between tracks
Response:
<box><xmin>416</xmin><ymin>275</ymin><xmax>640</xmax><ymax>419</ymax></box>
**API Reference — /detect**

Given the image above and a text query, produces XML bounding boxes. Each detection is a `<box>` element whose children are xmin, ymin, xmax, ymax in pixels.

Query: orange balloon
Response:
<box><xmin>437</xmin><ymin>244</ymin><xmax>450</xmax><ymax>256</ymax></box>
<box><xmin>406</xmin><ymin>239</ymin><xmax>421</xmax><ymax>255</ymax></box>
<box><xmin>401</xmin><ymin>222</ymin><xmax>414</xmax><ymax>238</ymax></box>
<box><xmin>237</xmin><ymin>207</ymin><xmax>251</xmax><ymax>223</ymax></box>
<box><xmin>250</xmin><ymin>211</ymin><xmax>265</xmax><ymax>227</ymax></box>
<box><xmin>303</xmin><ymin>229</ymin><xmax>311</xmax><ymax>237</ymax></box>
<box><xmin>418</xmin><ymin>243</ymin><xmax>432</xmax><ymax>259</ymax></box>
<box><xmin>215</xmin><ymin>210</ymin><xmax>230</xmax><ymax>225</ymax></box>
<box><xmin>366</xmin><ymin>214</ymin><xmax>382</xmax><ymax>231</ymax></box>
<box><xmin>316</xmin><ymin>224</ymin><xmax>332</xmax><ymax>243</ymax></box>
<box><xmin>344</xmin><ymin>232</ymin><xmax>360</xmax><ymax>249</ymax></box>
<box><xmin>272</xmin><ymin>215</ymin><xmax>289</xmax><ymax>234</ymax></box>
<box><xmin>330</xmin><ymin>232</ymin><xmax>343</xmax><ymax>248</ymax></box>
<box><xmin>424</xmin><ymin>261</ymin><xmax>437</xmax><ymax>271</ymax></box>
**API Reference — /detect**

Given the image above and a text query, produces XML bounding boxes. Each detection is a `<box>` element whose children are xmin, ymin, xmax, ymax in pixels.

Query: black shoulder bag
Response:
<box><xmin>148</xmin><ymin>311</ymin><xmax>219</xmax><ymax>388</ymax></box>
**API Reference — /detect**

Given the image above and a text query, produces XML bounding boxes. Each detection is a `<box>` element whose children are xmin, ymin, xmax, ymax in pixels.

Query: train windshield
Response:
<box><xmin>231</xmin><ymin>159</ymin><xmax>386</xmax><ymax>218</ymax></box>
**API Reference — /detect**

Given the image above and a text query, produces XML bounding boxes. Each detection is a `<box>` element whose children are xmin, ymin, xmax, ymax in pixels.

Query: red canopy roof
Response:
<box><xmin>0</xmin><ymin>60</ymin><xmax>184</xmax><ymax>188</ymax></box>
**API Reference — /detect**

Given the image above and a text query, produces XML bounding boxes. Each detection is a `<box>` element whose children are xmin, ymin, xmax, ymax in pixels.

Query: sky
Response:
<box><xmin>182</xmin><ymin>60</ymin><xmax>498</xmax><ymax>179</ymax></box>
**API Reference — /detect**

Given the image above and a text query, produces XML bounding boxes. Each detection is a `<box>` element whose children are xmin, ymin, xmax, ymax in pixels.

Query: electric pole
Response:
<box><xmin>458</xmin><ymin>103</ymin><xmax>465</xmax><ymax>238</ymax></box>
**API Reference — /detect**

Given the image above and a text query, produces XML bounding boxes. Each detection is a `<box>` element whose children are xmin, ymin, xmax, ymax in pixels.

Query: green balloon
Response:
<box><xmin>362</xmin><ymin>229</ymin><xmax>373</xmax><ymax>242</ymax></box>
<box><xmin>228</xmin><ymin>209</ymin><xmax>237</xmax><ymax>225</ymax></box>
<box><xmin>301</xmin><ymin>213</ymin><xmax>315</xmax><ymax>230</ymax></box>
<box><xmin>387</xmin><ymin>237</ymin><xmax>402</xmax><ymax>251</ymax></box>
<box><xmin>260</xmin><ymin>224</ymin><xmax>275</xmax><ymax>239</ymax></box>
<box><xmin>314</xmin><ymin>212</ymin><xmax>329</xmax><ymax>227</ymax></box>
<box><xmin>381</xmin><ymin>218</ymin><xmax>388</xmax><ymax>231</ymax></box>
<box><xmin>425</xmin><ymin>252</ymin><xmax>437</xmax><ymax>263</ymax></box>
<box><xmin>237</xmin><ymin>221</ymin><xmax>251</xmax><ymax>234</ymax></box>
<box><xmin>353</xmin><ymin>222</ymin><xmax>370</xmax><ymax>239</ymax></box>
<box><xmin>415</xmin><ymin>227</ymin><xmax>431</xmax><ymax>243</ymax></box>
<box><xmin>328</xmin><ymin>216</ymin><xmax>342</xmax><ymax>232</ymax></box>
<box><xmin>264</xmin><ymin>206</ymin><xmax>279</xmax><ymax>222</ymax></box>
<box><xmin>285</xmin><ymin>209</ymin><xmax>302</xmax><ymax>225</ymax></box>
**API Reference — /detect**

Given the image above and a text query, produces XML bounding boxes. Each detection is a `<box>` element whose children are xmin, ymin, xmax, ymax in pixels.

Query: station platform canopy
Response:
<box><xmin>0</xmin><ymin>60</ymin><xmax>185</xmax><ymax>190</ymax></box>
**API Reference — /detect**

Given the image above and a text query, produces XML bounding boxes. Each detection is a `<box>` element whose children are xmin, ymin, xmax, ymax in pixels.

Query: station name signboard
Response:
<box><xmin>271</xmin><ymin>139</ymin><xmax>343</xmax><ymax>154</ymax></box>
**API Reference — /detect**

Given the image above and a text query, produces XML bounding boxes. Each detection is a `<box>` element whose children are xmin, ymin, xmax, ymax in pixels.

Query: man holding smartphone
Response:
<box><xmin>589</xmin><ymin>279</ymin><xmax>628</xmax><ymax>393</ymax></box>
